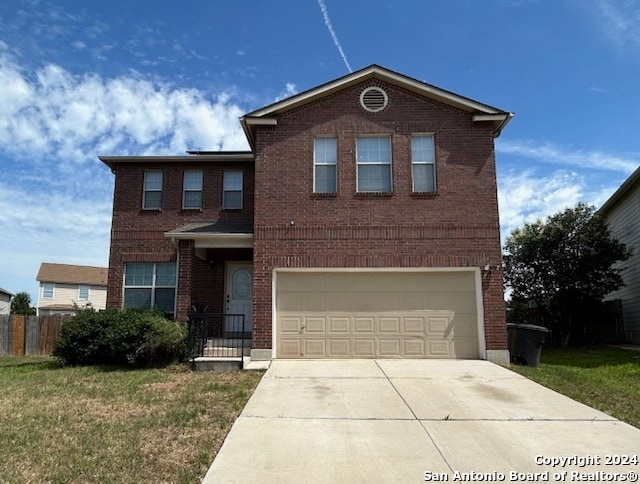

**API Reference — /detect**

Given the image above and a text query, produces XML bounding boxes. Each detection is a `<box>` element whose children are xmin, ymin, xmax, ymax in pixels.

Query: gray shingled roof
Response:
<box><xmin>169</xmin><ymin>219</ymin><xmax>254</xmax><ymax>234</ymax></box>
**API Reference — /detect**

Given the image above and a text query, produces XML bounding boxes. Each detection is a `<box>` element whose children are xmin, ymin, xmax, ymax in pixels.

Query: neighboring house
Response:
<box><xmin>36</xmin><ymin>263</ymin><xmax>108</xmax><ymax>316</ymax></box>
<box><xmin>600</xmin><ymin>166</ymin><xmax>640</xmax><ymax>344</ymax></box>
<box><xmin>100</xmin><ymin>65</ymin><xmax>513</xmax><ymax>363</ymax></box>
<box><xmin>0</xmin><ymin>287</ymin><xmax>12</xmax><ymax>315</ymax></box>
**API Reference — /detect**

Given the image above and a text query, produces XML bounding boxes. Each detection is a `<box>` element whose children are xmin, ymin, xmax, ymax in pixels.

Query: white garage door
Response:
<box><xmin>275</xmin><ymin>271</ymin><xmax>480</xmax><ymax>359</ymax></box>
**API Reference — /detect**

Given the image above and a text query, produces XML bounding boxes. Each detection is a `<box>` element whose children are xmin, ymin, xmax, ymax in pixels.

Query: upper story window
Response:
<box><xmin>223</xmin><ymin>170</ymin><xmax>243</xmax><ymax>209</ymax></box>
<box><xmin>42</xmin><ymin>283</ymin><xmax>54</xmax><ymax>299</ymax></box>
<box><xmin>78</xmin><ymin>285</ymin><xmax>90</xmax><ymax>300</ymax></box>
<box><xmin>356</xmin><ymin>136</ymin><xmax>392</xmax><ymax>193</ymax></box>
<box><xmin>183</xmin><ymin>170</ymin><xmax>203</xmax><ymax>209</ymax></box>
<box><xmin>314</xmin><ymin>137</ymin><xmax>337</xmax><ymax>193</ymax></box>
<box><xmin>143</xmin><ymin>171</ymin><xmax>163</xmax><ymax>210</ymax></box>
<box><xmin>411</xmin><ymin>135</ymin><xmax>436</xmax><ymax>193</ymax></box>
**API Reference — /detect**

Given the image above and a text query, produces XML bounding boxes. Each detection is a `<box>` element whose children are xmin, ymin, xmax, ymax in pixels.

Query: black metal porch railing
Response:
<box><xmin>187</xmin><ymin>312</ymin><xmax>248</xmax><ymax>365</ymax></box>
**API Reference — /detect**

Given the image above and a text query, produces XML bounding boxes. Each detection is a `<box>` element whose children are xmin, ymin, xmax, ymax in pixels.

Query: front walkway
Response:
<box><xmin>205</xmin><ymin>359</ymin><xmax>640</xmax><ymax>483</ymax></box>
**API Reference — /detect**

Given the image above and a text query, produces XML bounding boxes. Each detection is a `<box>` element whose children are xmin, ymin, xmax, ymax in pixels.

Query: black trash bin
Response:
<box><xmin>506</xmin><ymin>323</ymin><xmax>550</xmax><ymax>367</ymax></box>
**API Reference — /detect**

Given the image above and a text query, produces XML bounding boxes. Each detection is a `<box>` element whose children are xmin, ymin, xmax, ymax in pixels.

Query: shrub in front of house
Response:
<box><xmin>52</xmin><ymin>308</ymin><xmax>186</xmax><ymax>368</ymax></box>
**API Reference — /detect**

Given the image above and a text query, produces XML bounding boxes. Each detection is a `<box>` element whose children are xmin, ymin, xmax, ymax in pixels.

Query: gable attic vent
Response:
<box><xmin>360</xmin><ymin>87</ymin><xmax>388</xmax><ymax>112</ymax></box>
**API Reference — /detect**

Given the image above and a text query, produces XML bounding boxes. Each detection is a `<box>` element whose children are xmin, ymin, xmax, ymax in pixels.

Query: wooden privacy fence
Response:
<box><xmin>0</xmin><ymin>315</ymin><xmax>71</xmax><ymax>356</ymax></box>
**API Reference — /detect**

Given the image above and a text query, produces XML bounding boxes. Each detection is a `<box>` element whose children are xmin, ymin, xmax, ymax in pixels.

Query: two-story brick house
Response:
<box><xmin>101</xmin><ymin>65</ymin><xmax>513</xmax><ymax>364</ymax></box>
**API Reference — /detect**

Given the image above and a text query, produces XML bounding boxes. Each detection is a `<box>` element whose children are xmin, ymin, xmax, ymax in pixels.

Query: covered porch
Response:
<box><xmin>165</xmin><ymin>219</ymin><xmax>254</xmax><ymax>352</ymax></box>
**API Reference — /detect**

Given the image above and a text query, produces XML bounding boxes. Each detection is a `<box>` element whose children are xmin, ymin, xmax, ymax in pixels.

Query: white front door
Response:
<box><xmin>225</xmin><ymin>263</ymin><xmax>253</xmax><ymax>334</ymax></box>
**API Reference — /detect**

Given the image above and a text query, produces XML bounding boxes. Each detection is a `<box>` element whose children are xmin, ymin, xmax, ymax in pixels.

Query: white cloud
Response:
<box><xmin>498</xmin><ymin>169</ymin><xmax>584</xmax><ymax>243</ymax></box>
<box><xmin>275</xmin><ymin>83</ymin><xmax>298</xmax><ymax>102</ymax></box>
<box><xmin>0</xmin><ymin>52</ymin><xmax>249</xmax><ymax>163</ymax></box>
<box><xmin>497</xmin><ymin>167</ymin><xmax>623</xmax><ymax>246</ymax></box>
<box><xmin>0</xmin><ymin>50</ymin><xmax>252</xmax><ymax>300</ymax></box>
<box><xmin>594</xmin><ymin>0</ymin><xmax>640</xmax><ymax>50</ymax></box>
<box><xmin>496</xmin><ymin>139</ymin><xmax>639</xmax><ymax>174</ymax></box>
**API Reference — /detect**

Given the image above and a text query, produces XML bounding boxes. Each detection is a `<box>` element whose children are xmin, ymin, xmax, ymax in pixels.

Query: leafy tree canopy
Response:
<box><xmin>504</xmin><ymin>203</ymin><xmax>631</xmax><ymax>346</ymax></box>
<box><xmin>10</xmin><ymin>291</ymin><xmax>36</xmax><ymax>315</ymax></box>
<box><xmin>504</xmin><ymin>203</ymin><xmax>631</xmax><ymax>305</ymax></box>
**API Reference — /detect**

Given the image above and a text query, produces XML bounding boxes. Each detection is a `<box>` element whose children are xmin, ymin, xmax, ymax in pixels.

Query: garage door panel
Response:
<box><xmin>428</xmin><ymin>340</ymin><xmax>452</xmax><ymax>357</ymax></box>
<box><xmin>379</xmin><ymin>339</ymin><xmax>401</xmax><ymax>356</ymax></box>
<box><xmin>305</xmin><ymin>317</ymin><xmax>326</xmax><ymax>333</ymax></box>
<box><xmin>276</xmin><ymin>271</ymin><xmax>480</xmax><ymax>359</ymax></box>
<box><xmin>379</xmin><ymin>317</ymin><xmax>401</xmax><ymax>333</ymax></box>
<box><xmin>304</xmin><ymin>339</ymin><xmax>326</xmax><ymax>357</ymax></box>
<box><xmin>328</xmin><ymin>339</ymin><xmax>351</xmax><ymax>357</ymax></box>
<box><xmin>404</xmin><ymin>338</ymin><xmax>426</xmax><ymax>356</ymax></box>
<box><xmin>403</xmin><ymin>316</ymin><xmax>427</xmax><ymax>333</ymax></box>
<box><xmin>353</xmin><ymin>339</ymin><xmax>376</xmax><ymax>356</ymax></box>
<box><xmin>280</xmin><ymin>316</ymin><xmax>304</xmax><ymax>333</ymax></box>
<box><xmin>328</xmin><ymin>317</ymin><xmax>350</xmax><ymax>332</ymax></box>
<box><xmin>354</xmin><ymin>317</ymin><xmax>375</xmax><ymax>332</ymax></box>
<box><xmin>280</xmin><ymin>339</ymin><xmax>302</xmax><ymax>357</ymax></box>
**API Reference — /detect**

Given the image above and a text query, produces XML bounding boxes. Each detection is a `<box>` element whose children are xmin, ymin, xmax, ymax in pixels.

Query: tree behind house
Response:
<box><xmin>503</xmin><ymin>203</ymin><xmax>631</xmax><ymax>346</ymax></box>
<box><xmin>10</xmin><ymin>292</ymin><xmax>36</xmax><ymax>315</ymax></box>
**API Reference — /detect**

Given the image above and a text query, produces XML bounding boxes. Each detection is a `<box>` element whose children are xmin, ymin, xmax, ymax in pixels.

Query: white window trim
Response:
<box><xmin>182</xmin><ymin>170</ymin><xmax>203</xmax><ymax>209</ymax></box>
<box><xmin>78</xmin><ymin>285</ymin><xmax>90</xmax><ymax>301</ymax></box>
<box><xmin>42</xmin><ymin>283</ymin><xmax>54</xmax><ymax>299</ymax></box>
<box><xmin>356</xmin><ymin>135</ymin><xmax>393</xmax><ymax>193</ymax></box>
<box><xmin>143</xmin><ymin>171</ymin><xmax>163</xmax><ymax>210</ymax></box>
<box><xmin>411</xmin><ymin>133</ymin><xmax>436</xmax><ymax>193</ymax></box>
<box><xmin>313</xmin><ymin>137</ymin><xmax>338</xmax><ymax>194</ymax></box>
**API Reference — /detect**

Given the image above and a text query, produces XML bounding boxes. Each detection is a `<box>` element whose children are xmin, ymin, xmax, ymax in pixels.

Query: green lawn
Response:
<box><xmin>0</xmin><ymin>357</ymin><xmax>263</xmax><ymax>483</ymax></box>
<box><xmin>509</xmin><ymin>346</ymin><xmax>640</xmax><ymax>428</ymax></box>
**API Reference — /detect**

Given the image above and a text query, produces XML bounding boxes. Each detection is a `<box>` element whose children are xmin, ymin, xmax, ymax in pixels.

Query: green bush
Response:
<box><xmin>52</xmin><ymin>308</ymin><xmax>186</xmax><ymax>368</ymax></box>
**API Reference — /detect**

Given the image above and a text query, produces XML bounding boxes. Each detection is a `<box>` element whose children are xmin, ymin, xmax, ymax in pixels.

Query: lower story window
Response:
<box><xmin>123</xmin><ymin>262</ymin><xmax>176</xmax><ymax>315</ymax></box>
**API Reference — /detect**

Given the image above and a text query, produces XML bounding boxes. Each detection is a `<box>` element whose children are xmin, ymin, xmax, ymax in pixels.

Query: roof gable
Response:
<box><xmin>37</xmin><ymin>263</ymin><xmax>108</xmax><ymax>286</ymax></box>
<box><xmin>599</xmin><ymin>166</ymin><xmax>640</xmax><ymax>215</ymax></box>
<box><xmin>240</xmin><ymin>64</ymin><xmax>513</xmax><ymax>148</ymax></box>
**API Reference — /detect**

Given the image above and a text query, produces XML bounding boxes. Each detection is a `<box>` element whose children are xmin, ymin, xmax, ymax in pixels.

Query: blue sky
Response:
<box><xmin>0</xmin><ymin>0</ymin><xmax>638</xmax><ymax>302</ymax></box>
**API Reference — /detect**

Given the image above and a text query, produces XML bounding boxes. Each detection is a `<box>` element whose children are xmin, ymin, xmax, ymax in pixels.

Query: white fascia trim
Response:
<box><xmin>242</xmin><ymin>117</ymin><xmax>278</xmax><ymax>126</ymax></box>
<box><xmin>247</xmin><ymin>66</ymin><xmax>504</xmax><ymax>117</ymax></box>
<box><xmin>473</xmin><ymin>114</ymin><xmax>510</xmax><ymax>122</ymax></box>
<box><xmin>165</xmin><ymin>232</ymin><xmax>254</xmax><ymax>249</ymax></box>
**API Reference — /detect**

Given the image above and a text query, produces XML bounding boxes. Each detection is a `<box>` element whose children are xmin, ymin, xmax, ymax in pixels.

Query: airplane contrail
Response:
<box><xmin>317</xmin><ymin>0</ymin><xmax>352</xmax><ymax>72</ymax></box>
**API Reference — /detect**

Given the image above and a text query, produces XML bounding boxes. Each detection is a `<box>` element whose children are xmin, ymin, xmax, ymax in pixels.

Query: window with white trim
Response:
<box><xmin>42</xmin><ymin>283</ymin><xmax>54</xmax><ymax>299</ymax></box>
<box><xmin>223</xmin><ymin>170</ymin><xmax>243</xmax><ymax>209</ymax></box>
<box><xmin>123</xmin><ymin>263</ymin><xmax>176</xmax><ymax>315</ymax></box>
<box><xmin>356</xmin><ymin>136</ymin><xmax>392</xmax><ymax>192</ymax></box>
<box><xmin>78</xmin><ymin>285</ymin><xmax>90</xmax><ymax>300</ymax></box>
<box><xmin>314</xmin><ymin>137</ymin><xmax>337</xmax><ymax>193</ymax></box>
<box><xmin>183</xmin><ymin>170</ymin><xmax>203</xmax><ymax>209</ymax></box>
<box><xmin>143</xmin><ymin>171</ymin><xmax>163</xmax><ymax>209</ymax></box>
<box><xmin>411</xmin><ymin>135</ymin><xmax>436</xmax><ymax>193</ymax></box>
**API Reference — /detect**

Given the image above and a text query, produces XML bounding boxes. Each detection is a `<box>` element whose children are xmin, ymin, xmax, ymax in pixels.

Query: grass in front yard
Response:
<box><xmin>509</xmin><ymin>346</ymin><xmax>640</xmax><ymax>428</ymax></box>
<box><xmin>0</xmin><ymin>357</ymin><xmax>263</xmax><ymax>483</ymax></box>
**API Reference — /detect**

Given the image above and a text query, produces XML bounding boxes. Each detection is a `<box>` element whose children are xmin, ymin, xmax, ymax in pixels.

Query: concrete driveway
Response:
<box><xmin>204</xmin><ymin>360</ymin><xmax>640</xmax><ymax>483</ymax></box>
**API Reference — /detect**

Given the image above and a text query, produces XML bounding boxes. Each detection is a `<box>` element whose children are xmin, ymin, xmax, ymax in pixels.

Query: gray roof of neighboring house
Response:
<box><xmin>0</xmin><ymin>287</ymin><xmax>13</xmax><ymax>296</ymax></box>
<box><xmin>36</xmin><ymin>263</ymin><xmax>108</xmax><ymax>286</ymax></box>
<box><xmin>168</xmin><ymin>219</ymin><xmax>254</xmax><ymax>235</ymax></box>
<box><xmin>599</xmin><ymin>166</ymin><xmax>640</xmax><ymax>215</ymax></box>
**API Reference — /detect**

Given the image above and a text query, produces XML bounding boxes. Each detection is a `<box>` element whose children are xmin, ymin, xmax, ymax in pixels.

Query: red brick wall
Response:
<box><xmin>252</xmin><ymin>79</ymin><xmax>507</xmax><ymax>351</ymax></box>
<box><xmin>106</xmin><ymin>160</ymin><xmax>254</xmax><ymax>321</ymax></box>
